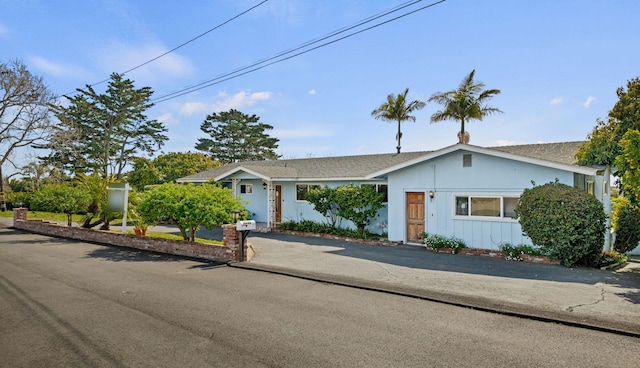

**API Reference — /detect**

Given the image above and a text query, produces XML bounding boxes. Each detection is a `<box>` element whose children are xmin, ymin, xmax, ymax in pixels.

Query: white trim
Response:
<box><xmin>214</xmin><ymin>166</ymin><xmax>273</xmax><ymax>181</ymax></box>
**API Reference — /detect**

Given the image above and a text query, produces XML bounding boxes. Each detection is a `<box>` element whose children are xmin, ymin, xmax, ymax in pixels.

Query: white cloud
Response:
<box><xmin>179</xmin><ymin>90</ymin><xmax>272</xmax><ymax>116</ymax></box>
<box><xmin>92</xmin><ymin>40</ymin><xmax>194</xmax><ymax>82</ymax></box>
<box><xmin>550</xmin><ymin>97</ymin><xmax>563</xmax><ymax>105</ymax></box>
<box><xmin>583</xmin><ymin>96</ymin><xmax>596</xmax><ymax>108</ymax></box>
<box><xmin>28</xmin><ymin>56</ymin><xmax>91</xmax><ymax>80</ymax></box>
<box><xmin>156</xmin><ymin>112</ymin><xmax>179</xmax><ymax>126</ymax></box>
<box><xmin>308</xmin><ymin>89</ymin><xmax>316</xmax><ymax>95</ymax></box>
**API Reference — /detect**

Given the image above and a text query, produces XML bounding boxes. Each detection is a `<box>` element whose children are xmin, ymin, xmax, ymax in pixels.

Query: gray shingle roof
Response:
<box><xmin>177</xmin><ymin>141</ymin><xmax>586</xmax><ymax>182</ymax></box>
<box><xmin>490</xmin><ymin>141</ymin><xmax>583</xmax><ymax>165</ymax></box>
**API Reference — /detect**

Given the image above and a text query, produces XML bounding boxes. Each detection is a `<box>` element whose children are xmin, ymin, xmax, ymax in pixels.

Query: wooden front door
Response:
<box><xmin>406</xmin><ymin>192</ymin><xmax>425</xmax><ymax>243</ymax></box>
<box><xmin>275</xmin><ymin>185</ymin><xmax>282</xmax><ymax>223</ymax></box>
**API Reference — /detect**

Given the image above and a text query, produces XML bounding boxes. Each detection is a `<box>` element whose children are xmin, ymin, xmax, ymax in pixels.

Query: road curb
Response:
<box><xmin>229</xmin><ymin>262</ymin><xmax>640</xmax><ymax>338</ymax></box>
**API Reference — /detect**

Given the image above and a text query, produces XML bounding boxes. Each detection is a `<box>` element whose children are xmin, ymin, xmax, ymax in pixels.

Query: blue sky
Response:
<box><xmin>2</xmin><ymin>0</ymin><xmax>639</xmax><ymax>165</ymax></box>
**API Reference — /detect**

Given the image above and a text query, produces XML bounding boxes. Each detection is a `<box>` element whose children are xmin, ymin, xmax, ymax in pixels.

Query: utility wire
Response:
<box><xmin>151</xmin><ymin>0</ymin><xmax>446</xmax><ymax>104</ymax></box>
<box><xmin>153</xmin><ymin>0</ymin><xmax>427</xmax><ymax>102</ymax></box>
<box><xmin>64</xmin><ymin>0</ymin><xmax>269</xmax><ymax>95</ymax></box>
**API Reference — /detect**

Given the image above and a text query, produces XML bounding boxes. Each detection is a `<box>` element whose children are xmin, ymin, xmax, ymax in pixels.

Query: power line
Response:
<box><xmin>151</xmin><ymin>0</ymin><xmax>447</xmax><ymax>104</ymax></box>
<box><xmin>64</xmin><ymin>0</ymin><xmax>270</xmax><ymax>96</ymax></box>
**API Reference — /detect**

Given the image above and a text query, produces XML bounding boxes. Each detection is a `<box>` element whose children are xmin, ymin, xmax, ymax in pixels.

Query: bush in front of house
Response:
<box><xmin>30</xmin><ymin>184</ymin><xmax>92</xmax><ymax>226</ymax></box>
<box><xmin>422</xmin><ymin>233</ymin><xmax>467</xmax><ymax>254</ymax></box>
<box><xmin>515</xmin><ymin>181</ymin><xmax>606</xmax><ymax>267</ymax></box>
<box><xmin>499</xmin><ymin>243</ymin><xmax>546</xmax><ymax>262</ymax></box>
<box><xmin>277</xmin><ymin>220</ymin><xmax>382</xmax><ymax>239</ymax></box>
<box><xmin>611</xmin><ymin>196</ymin><xmax>640</xmax><ymax>253</ymax></box>
<box><xmin>138</xmin><ymin>182</ymin><xmax>246</xmax><ymax>242</ymax></box>
<box><xmin>6</xmin><ymin>191</ymin><xmax>33</xmax><ymax>210</ymax></box>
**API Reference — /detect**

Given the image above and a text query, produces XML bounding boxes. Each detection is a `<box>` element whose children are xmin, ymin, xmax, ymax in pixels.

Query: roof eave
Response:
<box><xmin>366</xmin><ymin>143</ymin><xmax>599</xmax><ymax>178</ymax></box>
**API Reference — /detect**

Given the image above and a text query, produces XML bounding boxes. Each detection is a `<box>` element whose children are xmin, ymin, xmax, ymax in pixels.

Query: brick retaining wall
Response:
<box><xmin>12</xmin><ymin>208</ymin><xmax>253</xmax><ymax>263</ymax></box>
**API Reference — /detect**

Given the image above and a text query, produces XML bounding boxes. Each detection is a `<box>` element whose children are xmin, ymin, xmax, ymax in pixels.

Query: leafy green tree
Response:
<box><xmin>371</xmin><ymin>87</ymin><xmax>425</xmax><ymax>154</ymax></box>
<box><xmin>611</xmin><ymin>196</ymin><xmax>640</xmax><ymax>253</ymax></box>
<box><xmin>30</xmin><ymin>184</ymin><xmax>91</xmax><ymax>226</ymax></box>
<box><xmin>428</xmin><ymin>69</ymin><xmax>502</xmax><ymax>143</ymax></box>
<box><xmin>195</xmin><ymin>109</ymin><xmax>280</xmax><ymax>164</ymax></box>
<box><xmin>127</xmin><ymin>152</ymin><xmax>220</xmax><ymax>190</ymax></box>
<box><xmin>43</xmin><ymin>73</ymin><xmax>168</xmax><ymax>179</ymax></box>
<box><xmin>576</xmin><ymin>77</ymin><xmax>640</xmax><ymax>167</ymax></box>
<box><xmin>515</xmin><ymin>181</ymin><xmax>606</xmax><ymax>267</ymax></box>
<box><xmin>615</xmin><ymin>129</ymin><xmax>640</xmax><ymax>204</ymax></box>
<box><xmin>334</xmin><ymin>184</ymin><xmax>385</xmax><ymax>237</ymax></box>
<box><xmin>137</xmin><ymin>183</ymin><xmax>246</xmax><ymax>241</ymax></box>
<box><xmin>1</xmin><ymin>59</ymin><xmax>57</xmax><ymax>211</ymax></box>
<box><xmin>307</xmin><ymin>186</ymin><xmax>340</xmax><ymax>227</ymax></box>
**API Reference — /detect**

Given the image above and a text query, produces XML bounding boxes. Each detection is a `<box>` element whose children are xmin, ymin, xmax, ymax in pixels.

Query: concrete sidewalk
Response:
<box><xmin>235</xmin><ymin>231</ymin><xmax>640</xmax><ymax>337</ymax></box>
<box><xmin>2</xmin><ymin>216</ymin><xmax>639</xmax><ymax>336</ymax></box>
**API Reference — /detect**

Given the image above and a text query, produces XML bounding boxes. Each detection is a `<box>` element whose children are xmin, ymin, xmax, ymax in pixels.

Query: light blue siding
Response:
<box><xmin>387</xmin><ymin>150</ymin><xmax>593</xmax><ymax>249</ymax></box>
<box><xmin>234</xmin><ymin>179</ymin><xmax>388</xmax><ymax>234</ymax></box>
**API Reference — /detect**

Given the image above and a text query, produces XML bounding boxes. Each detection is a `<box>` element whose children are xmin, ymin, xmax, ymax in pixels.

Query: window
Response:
<box><xmin>455</xmin><ymin>196</ymin><xmax>469</xmax><ymax>215</ymax></box>
<box><xmin>240</xmin><ymin>184</ymin><xmax>252</xmax><ymax>194</ymax></box>
<box><xmin>455</xmin><ymin>195</ymin><xmax>519</xmax><ymax>220</ymax></box>
<box><xmin>296</xmin><ymin>184</ymin><xmax>320</xmax><ymax>201</ymax></box>
<box><xmin>363</xmin><ymin>183</ymin><xmax>388</xmax><ymax>202</ymax></box>
<box><xmin>503</xmin><ymin>197</ymin><xmax>519</xmax><ymax>218</ymax></box>
<box><xmin>471</xmin><ymin>197</ymin><xmax>500</xmax><ymax>217</ymax></box>
<box><xmin>463</xmin><ymin>154</ymin><xmax>472</xmax><ymax>167</ymax></box>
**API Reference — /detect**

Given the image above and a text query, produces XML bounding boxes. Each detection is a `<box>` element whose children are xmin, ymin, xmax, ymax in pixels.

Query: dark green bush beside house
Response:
<box><xmin>515</xmin><ymin>181</ymin><xmax>606</xmax><ymax>267</ymax></box>
<box><xmin>611</xmin><ymin>196</ymin><xmax>640</xmax><ymax>253</ymax></box>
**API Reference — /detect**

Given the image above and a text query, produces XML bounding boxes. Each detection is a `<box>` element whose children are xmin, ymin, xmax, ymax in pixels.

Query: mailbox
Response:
<box><xmin>236</xmin><ymin>220</ymin><xmax>256</xmax><ymax>231</ymax></box>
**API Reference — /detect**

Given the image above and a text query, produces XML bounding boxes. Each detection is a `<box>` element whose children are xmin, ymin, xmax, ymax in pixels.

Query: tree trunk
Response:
<box><xmin>396</xmin><ymin>120</ymin><xmax>402</xmax><ymax>154</ymax></box>
<box><xmin>0</xmin><ymin>165</ymin><xmax>5</xmax><ymax>212</ymax></box>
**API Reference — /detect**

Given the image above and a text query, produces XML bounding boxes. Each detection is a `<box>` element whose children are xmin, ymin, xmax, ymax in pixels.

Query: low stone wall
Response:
<box><xmin>12</xmin><ymin>208</ymin><xmax>253</xmax><ymax>263</ymax></box>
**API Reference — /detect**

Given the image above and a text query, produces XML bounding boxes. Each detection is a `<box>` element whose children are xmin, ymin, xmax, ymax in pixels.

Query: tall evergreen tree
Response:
<box><xmin>42</xmin><ymin>73</ymin><xmax>168</xmax><ymax>178</ymax></box>
<box><xmin>195</xmin><ymin>109</ymin><xmax>280</xmax><ymax>163</ymax></box>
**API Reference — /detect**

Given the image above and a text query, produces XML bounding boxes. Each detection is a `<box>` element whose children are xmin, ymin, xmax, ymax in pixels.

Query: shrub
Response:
<box><xmin>6</xmin><ymin>191</ymin><xmax>33</xmax><ymax>209</ymax></box>
<box><xmin>306</xmin><ymin>186</ymin><xmax>340</xmax><ymax>227</ymax></box>
<box><xmin>585</xmin><ymin>250</ymin><xmax>629</xmax><ymax>268</ymax></box>
<box><xmin>500</xmin><ymin>243</ymin><xmax>546</xmax><ymax>262</ymax></box>
<box><xmin>30</xmin><ymin>184</ymin><xmax>92</xmax><ymax>226</ymax></box>
<box><xmin>138</xmin><ymin>183</ymin><xmax>246</xmax><ymax>241</ymax></box>
<box><xmin>334</xmin><ymin>184</ymin><xmax>385</xmax><ymax>238</ymax></box>
<box><xmin>611</xmin><ymin>196</ymin><xmax>640</xmax><ymax>253</ymax></box>
<box><xmin>422</xmin><ymin>233</ymin><xmax>467</xmax><ymax>254</ymax></box>
<box><xmin>515</xmin><ymin>181</ymin><xmax>606</xmax><ymax>267</ymax></box>
<box><xmin>276</xmin><ymin>220</ymin><xmax>378</xmax><ymax>239</ymax></box>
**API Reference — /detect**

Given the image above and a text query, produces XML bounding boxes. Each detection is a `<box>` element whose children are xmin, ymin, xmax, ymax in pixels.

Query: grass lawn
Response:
<box><xmin>120</xmin><ymin>230</ymin><xmax>223</xmax><ymax>246</ymax></box>
<box><xmin>0</xmin><ymin>209</ymin><xmax>85</xmax><ymax>223</ymax></box>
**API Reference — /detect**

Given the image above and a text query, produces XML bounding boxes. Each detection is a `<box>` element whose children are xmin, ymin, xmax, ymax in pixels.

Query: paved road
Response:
<box><xmin>2</xmin><ymin>227</ymin><xmax>640</xmax><ymax>367</ymax></box>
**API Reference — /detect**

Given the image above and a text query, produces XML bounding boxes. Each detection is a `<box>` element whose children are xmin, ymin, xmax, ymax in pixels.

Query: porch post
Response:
<box><xmin>231</xmin><ymin>178</ymin><xmax>239</xmax><ymax>197</ymax></box>
<box><xmin>266</xmin><ymin>180</ymin><xmax>276</xmax><ymax>228</ymax></box>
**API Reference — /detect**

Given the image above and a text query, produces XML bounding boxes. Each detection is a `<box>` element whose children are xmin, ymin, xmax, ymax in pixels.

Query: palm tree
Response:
<box><xmin>371</xmin><ymin>88</ymin><xmax>426</xmax><ymax>154</ymax></box>
<box><xmin>428</xmin><ymin>70</ymin><xmax>502</xmax><ymax>144</ymax></box>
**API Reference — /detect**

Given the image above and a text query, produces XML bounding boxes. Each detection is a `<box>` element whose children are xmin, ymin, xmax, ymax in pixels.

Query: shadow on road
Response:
<box><xmin>84</xmin><ymin>244</ymin><xmax>227</xmax><ymax>270</ymax></box>
<box><xmin>249</xmin><ymin>231</ymin><xmax>640</xmax><ymax>294</ymax></box>
<box><xmin>85</xmin><ymin>246</ymin><xmax>185</xmax><ymax>263</ymax></box>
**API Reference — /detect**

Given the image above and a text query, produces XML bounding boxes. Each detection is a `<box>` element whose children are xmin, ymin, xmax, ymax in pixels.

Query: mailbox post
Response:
<box><xmin>235</xmin><ymin>220</ymin><xmax>256</xmax><ymax>262</ymax></box>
